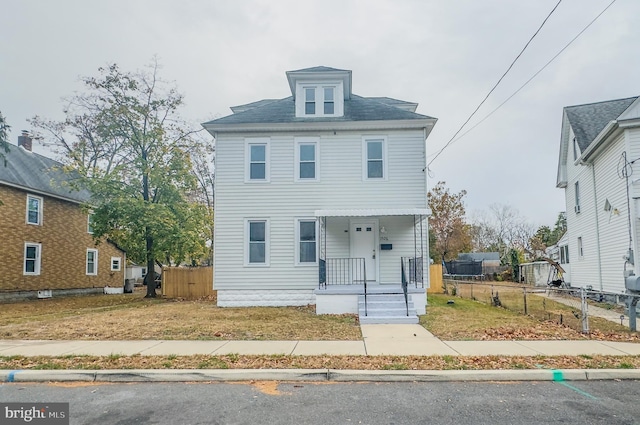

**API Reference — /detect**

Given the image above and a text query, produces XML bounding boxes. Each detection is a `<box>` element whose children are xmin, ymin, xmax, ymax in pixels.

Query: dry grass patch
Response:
<box><xmin>422</xmin><ymin>294</ymin><xmax>639</xmax><ymax>342</ymax></box>
<box><xmin>1</xmin><ymin>354</ymin><xmax>639</xmax><ymax>371</ymax></box>
<box><xmin>0</xmin><ymin>292</ymin><xmax>361</xmax><ymax>341</ymax></box>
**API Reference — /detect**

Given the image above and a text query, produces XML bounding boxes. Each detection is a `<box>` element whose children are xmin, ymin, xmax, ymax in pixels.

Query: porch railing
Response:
<box><xmin>319</xmin><ymin>257</ymin><xmax>368</xmax><ymax>316</ymax></box>
<box><xmin>401</xmin><ymin>256</ymin><xmax>424</xmax><ymax>288</ymax></box>
<box><xmin>400</xmin><ymin>259</ymin><xmax>409</xmax><ymax>316</ymax></box>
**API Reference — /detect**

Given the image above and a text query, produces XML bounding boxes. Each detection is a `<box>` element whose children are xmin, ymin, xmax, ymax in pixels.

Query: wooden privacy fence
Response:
<box><xmin>428</xmin><ymin>264</ymin><xmax>443</xmax><ymax>294</ymax></box>
<box><xmin>161</xmin><ymin>266</ymin><xmax>214</xmax><ymax>299</ymax></box>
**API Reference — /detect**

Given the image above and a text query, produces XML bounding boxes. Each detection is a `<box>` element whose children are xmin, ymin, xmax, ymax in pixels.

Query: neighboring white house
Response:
<box><xmin>202</xmin><ymin>66</ymin><xmax>436</xmax><ymax>322</ymax></box>
<box><xmin>556</xmin><ymin>95</ymin><xmax>640</xmax><ymax>293</ymax></box>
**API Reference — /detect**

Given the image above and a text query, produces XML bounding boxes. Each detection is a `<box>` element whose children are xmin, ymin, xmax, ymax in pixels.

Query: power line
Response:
<box><xmin>428</xmin><ymin>0</ymin><xmax>617</xmax><ymax>154</ymax></box>
<box><xmin>427</xmin><ymin>0</ymin><xmax>563</xmax><ymax>167</ymax></box>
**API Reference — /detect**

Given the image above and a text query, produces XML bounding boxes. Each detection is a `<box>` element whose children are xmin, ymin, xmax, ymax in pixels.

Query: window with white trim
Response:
<box><xmin>574</xmin><ymin>181</ymin><xmax>581</xmax><ymax>213</ymax></box>
<box><xmin>363</xmin><ymin>137</ymin><xmax>387</xmax><ymax>180</ymax></box>
<box><xmin>297</xmin><ymin>84</ymin><xmax>342</xmax><ymax>117</ymax></box>
<box><xmin>86</xmin><ymin>249</ymin><xmax>98</xmax><ymax>275</ymax></box>
<box><xmin>296</xmin><ymin>219</ymin><xmax>317</xmax><ymax>265</ymax></box>
<box><xmin>111</xmin><ymin>257</ymin><xmax>122</xmax><ymax>271</ymax></box>
<box><xmin>246</xmin><ymin>219</ymin><xmax>269</xmax><ymax>265</ymax></box>
<box><xmin>295</xmin><ymin>138</ymin><xmax>319</xmax><ymax>181</ymax></box>
<box><xmin>24</xmin><ymin>243</ymin><xmax>41</xmax><ymax>275</ymax></box>
<box><xmin>87</xmin><ymin>212</ymin><xmax>95</xmax><ymax>234</ymax></box>
<box><xmin>577</xmin><ymin>237</ymin><xmax>584</xmax><ymax>258</ymax></box>
<box><xmin>26</xmin><ymin>194</ymin><xmax>42</xmax><ymax>225</ymax></box>
<box><xmin>245</xmin><ymin>139</ymin><xmax>270</xmax><ymax>182</ymax></box>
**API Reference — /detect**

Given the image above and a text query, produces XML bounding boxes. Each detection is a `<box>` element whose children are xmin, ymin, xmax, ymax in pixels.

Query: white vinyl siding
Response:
<box><xmin>86</xmin><ymin>249</ymin><xmax>98</xmax><ymax>275</ymax></box>
<box><xmin>26</xmin><ymin>194</ymin><xmax>43</xmax><ymax>225</ymax></box>
<box><xmin>24</xmin><ymin>242</ymin><xmax>41</xmax><ymax>275</ymax></box>
<box><xmin>592</xmin><ymin>132</ymin><xmax>629</xmax><ymax>292</ymax></box>
<box><xmin>214</xmin><ymin>129</ymin><xmax>427</xmax><ymax>290</ymax></box>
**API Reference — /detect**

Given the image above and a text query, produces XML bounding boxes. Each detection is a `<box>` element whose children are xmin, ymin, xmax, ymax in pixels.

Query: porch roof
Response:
<box><xmin>314</xmin><ymin>208</ymin><xmax>431</xmax><ymax>217</ymax></box>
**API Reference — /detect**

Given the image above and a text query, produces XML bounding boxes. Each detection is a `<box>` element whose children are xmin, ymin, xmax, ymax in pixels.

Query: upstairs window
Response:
<box><xmin>26</xmin><ymin>194</ymin><xmax>42</xmax><ymax>225</ymax></box>
<box><xmin>295</xmin><ymin>138</ymin><xmax>319</xmax><ymax>181</ymax></box>
<box><xmin>87</xmin><ymin>212</ymin><xmax>95</xmax><ymax>234</ymax></box>
<box><xmin>574</xmin><ymin>181</ymin><xmax>581</xmax><ymax>213</ymax></box>
<box><xmin>245</xmin><ymin>139</ymin><xmax>270</xmax><ymax>182</ymax></box>
<box><xmin>363</xmin><ymin>137</ymin><xmax>387</xmax><ymax>180</ymax></box>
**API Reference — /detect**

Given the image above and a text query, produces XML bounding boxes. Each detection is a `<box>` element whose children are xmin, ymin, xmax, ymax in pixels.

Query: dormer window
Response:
<box><xmin>323</xmin><ymin>87</ymin><xmax>334</xmax><ymax>114</ymax></box>
<box><xmin>295</xmin><ymin>82</ymin><xmax>343</xmax><ymax>117</ymax></box>
<box><xmin>305</xmin><ymin>88</ymin><xmax>316</xmax><ymax>114</ymax></box>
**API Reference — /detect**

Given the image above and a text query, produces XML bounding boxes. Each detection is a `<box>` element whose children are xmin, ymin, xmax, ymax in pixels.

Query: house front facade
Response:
<box><xmin>203</xmin><ymin>67</ymin><xmax>436</xmax><ymax>318</ymax></box>
<box><xmin>556</xmin><ymin>96</ymin><xmax>640</xmax><ymax>293</ymax></box>
<box><xmin>0</xmin><ymin>133</ymin><xmax>125</xmax><ymax>299</ymax></box>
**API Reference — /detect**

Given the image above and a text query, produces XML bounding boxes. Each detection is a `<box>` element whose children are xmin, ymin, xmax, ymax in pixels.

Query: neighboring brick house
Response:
<box><xmin>0</xmin><ymin>132</ymin><xmax>125</xmax><ymax>299</ymax></box>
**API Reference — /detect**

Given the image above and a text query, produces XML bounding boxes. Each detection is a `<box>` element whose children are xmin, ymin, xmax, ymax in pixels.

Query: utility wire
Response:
<box><xmin>427</xmin><ymin>0</ymin><xmax>563</xmax><ymax>167</ymax></box>
<box><xmin>428</xmin><ymin>0</ymin><xmax>617</xmax><ymax>156</ymax></box>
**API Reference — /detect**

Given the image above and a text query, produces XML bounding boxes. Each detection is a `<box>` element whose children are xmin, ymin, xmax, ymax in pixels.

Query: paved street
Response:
<box><xmin>1</xmin><ymin>380</ymin><xmax>639</xmax><ymax>425</ymax></box>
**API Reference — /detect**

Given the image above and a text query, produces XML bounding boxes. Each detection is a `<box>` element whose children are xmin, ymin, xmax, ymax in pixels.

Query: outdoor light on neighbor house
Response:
<box><xmin>604</xmin><ymin>199</ymin><xmax>612</xmax><ymax>211</ymax></box>
<box><xmin>380</xmin><ymin>226</ymin><xmax>387</xmax><ymax>234</ymax></box>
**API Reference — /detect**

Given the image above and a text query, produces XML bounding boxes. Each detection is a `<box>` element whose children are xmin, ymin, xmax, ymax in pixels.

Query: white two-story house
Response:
<box><xmin>203</xmin><ymin>67</ymin><xmax>436</xmax><ymax>322</ymax></box>
<box><xmin>556</xmin><ymin>95</ymin><xmax>640</xmax><ymax>294</ymax></box>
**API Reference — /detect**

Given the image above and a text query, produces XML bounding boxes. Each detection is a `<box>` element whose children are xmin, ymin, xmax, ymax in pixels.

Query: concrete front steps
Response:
<box><xmin>358</xmin><ymin>293</ymin><xmax>419</xmax><ymax>324</ymax></box>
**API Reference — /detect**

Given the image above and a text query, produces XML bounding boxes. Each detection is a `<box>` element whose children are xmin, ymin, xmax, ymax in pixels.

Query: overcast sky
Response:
<box><xmin>1</xmin><ymin>0</ymin><xmax>638</xmax><ymax>228</ymax></box>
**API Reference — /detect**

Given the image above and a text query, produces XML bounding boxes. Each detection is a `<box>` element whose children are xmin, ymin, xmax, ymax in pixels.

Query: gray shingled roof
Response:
<box><xmin>0</xmin><ymin>143</ymin><xmax>90</xmax><ymax>203</ymax></box>
<box><xmin>204</xmin><ymin>94</ymin><xmax>435</xmax><ymax>126</ymax></box>
<box><xmin>287</xmin><ymin>66</ymin><xmax>350</xmax><ymax>73</ymax></box>
<box><xmin>565</xmin><ymin>97</ymin><xmax>638</xmax><ymax>151</ymax></box>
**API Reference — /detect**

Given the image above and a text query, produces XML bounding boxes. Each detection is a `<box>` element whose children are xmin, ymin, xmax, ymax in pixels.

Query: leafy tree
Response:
<box><xmin>529</xmin><ymin>211</ymin><xmax>567</xmax><ymax>258</ymax></box>
<box><xmin>428</xmin><ymin>181</ymin><xmax>471</xmax><ymax>262</ymax></box>
<box><xmin>0</xmin><ymin>110</ymin><xmax>10</xmax><ymax>166</ymax></box>
<box><xmin>31</xmin><ymin>61</ymin><xmax>213</xmax><ymax>297</ymax></box>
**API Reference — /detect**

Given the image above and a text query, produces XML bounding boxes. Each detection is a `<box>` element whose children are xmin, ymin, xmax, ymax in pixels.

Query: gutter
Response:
<box><xmin>202</xmin><ymin>119</ymin><xmax>437</xmax><ymax>134</ymax></box>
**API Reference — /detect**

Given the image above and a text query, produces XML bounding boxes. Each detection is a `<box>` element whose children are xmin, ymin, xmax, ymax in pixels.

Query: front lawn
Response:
<box><xmin>0</xmin><ymin>292</ymin><xmax>361</xmax><ymax>341</ymax></box>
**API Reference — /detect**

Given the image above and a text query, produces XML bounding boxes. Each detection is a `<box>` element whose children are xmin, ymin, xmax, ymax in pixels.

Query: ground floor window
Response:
<box><xmin>24</xmin><ymin>242</ymin><xmax>41</xmax><ymax>275</ymax></box>
<box><xmin>297</xmin><ymin>219</ymin><xmax>317</xmax><ymax>264</ymax></box>
<box><xmin>111</xmin><ymin>257</ymin><xmax>122</xmax><ymax>271</ymax></box>
<box><xmin>86</xmin><ymin>249</ymin><xmax>98</xmax><ymax>275</ymax></box>
<box><xmin>246</xmin><ymin>219</ymin><xmax>269</xmax><ymax>265</ymax></box>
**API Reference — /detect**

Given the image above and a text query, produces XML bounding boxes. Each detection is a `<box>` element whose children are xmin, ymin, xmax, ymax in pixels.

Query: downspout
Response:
<box><xmin>423</xmin><ymin>127</ymin><xmax>431</xmax><ymax>290</ymax></box>
<box><xmin>592</xmin><ymin>164</ymin><xmax>604</xmax><ymax>291</ymax></box>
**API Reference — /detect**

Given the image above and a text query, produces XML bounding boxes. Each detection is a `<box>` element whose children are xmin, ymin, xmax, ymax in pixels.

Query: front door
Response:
<box><xmin>350</xmin><ymin>220</ymin><xmax>377</xmax><ymax>283</ymax></box>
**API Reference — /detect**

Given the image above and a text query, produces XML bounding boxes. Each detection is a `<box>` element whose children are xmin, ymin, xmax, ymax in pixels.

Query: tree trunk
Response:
<box><xmin>144</xmin><ymin>231</ymin><xmax>156</xmax><ymax>298</ymax></box>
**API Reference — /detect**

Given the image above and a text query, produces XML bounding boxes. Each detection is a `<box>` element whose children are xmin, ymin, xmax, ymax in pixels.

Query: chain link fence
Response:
<box><xmin>442</xmin><ymin>279</ymin><xmax>640</xmax><ymax>334</ymax></box>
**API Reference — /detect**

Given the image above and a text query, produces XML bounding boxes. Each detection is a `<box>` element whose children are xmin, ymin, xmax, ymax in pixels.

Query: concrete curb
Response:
<box><xmin>1</xmin><ymin>368</ymin><xmax>639</xmax><ymax>383</ymax></box>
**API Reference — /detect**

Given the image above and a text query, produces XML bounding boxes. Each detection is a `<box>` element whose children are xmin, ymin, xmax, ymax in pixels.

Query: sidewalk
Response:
<box><xmin>1</xmin><ymin>325</ymin><xmax>639</xmax><ymax>357</ymax></box>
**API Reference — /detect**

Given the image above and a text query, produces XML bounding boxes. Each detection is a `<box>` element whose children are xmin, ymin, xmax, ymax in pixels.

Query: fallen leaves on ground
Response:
<box><xmin>1</xmin><ymin>354</ymin><xmax>638</xmax><ymax>371</ymax></box>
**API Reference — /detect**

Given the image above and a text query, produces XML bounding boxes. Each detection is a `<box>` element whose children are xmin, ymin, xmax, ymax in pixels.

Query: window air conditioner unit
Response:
<box><xmin>574</xmin><ymin>205</ymin><xmax>581</xmax><ymax>213</ymax></box>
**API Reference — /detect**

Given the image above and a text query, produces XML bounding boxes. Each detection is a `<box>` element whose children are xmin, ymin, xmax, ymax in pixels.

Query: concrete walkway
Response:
<box><xmin>537</xmin><ymin>292</ymin><xmax>629</xmax><ymax>326</ymax></box>
<box><xmin>1</xmin><ymin>324</ymin><xmax>639</xmax><ymax>357</ymax></box>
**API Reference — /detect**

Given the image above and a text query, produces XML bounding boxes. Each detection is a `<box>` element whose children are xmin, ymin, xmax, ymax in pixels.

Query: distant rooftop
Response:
<box><xmin>0</xmin><ymin>142</ymin><xmax>90</xmax><ymax>204</ymax></box>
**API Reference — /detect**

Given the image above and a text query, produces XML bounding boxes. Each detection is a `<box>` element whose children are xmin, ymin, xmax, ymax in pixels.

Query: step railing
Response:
<box><xmin>319</xmin><ymin>257</ymin><xmax>368</xmax><ymax>315</ymax></box>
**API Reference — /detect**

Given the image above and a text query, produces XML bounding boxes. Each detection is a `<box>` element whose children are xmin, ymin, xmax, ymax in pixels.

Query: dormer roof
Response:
<box><xmin>286</xmin><ymin>66</ymin><xmax>352</xmax><ymax>100</ymax></box>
